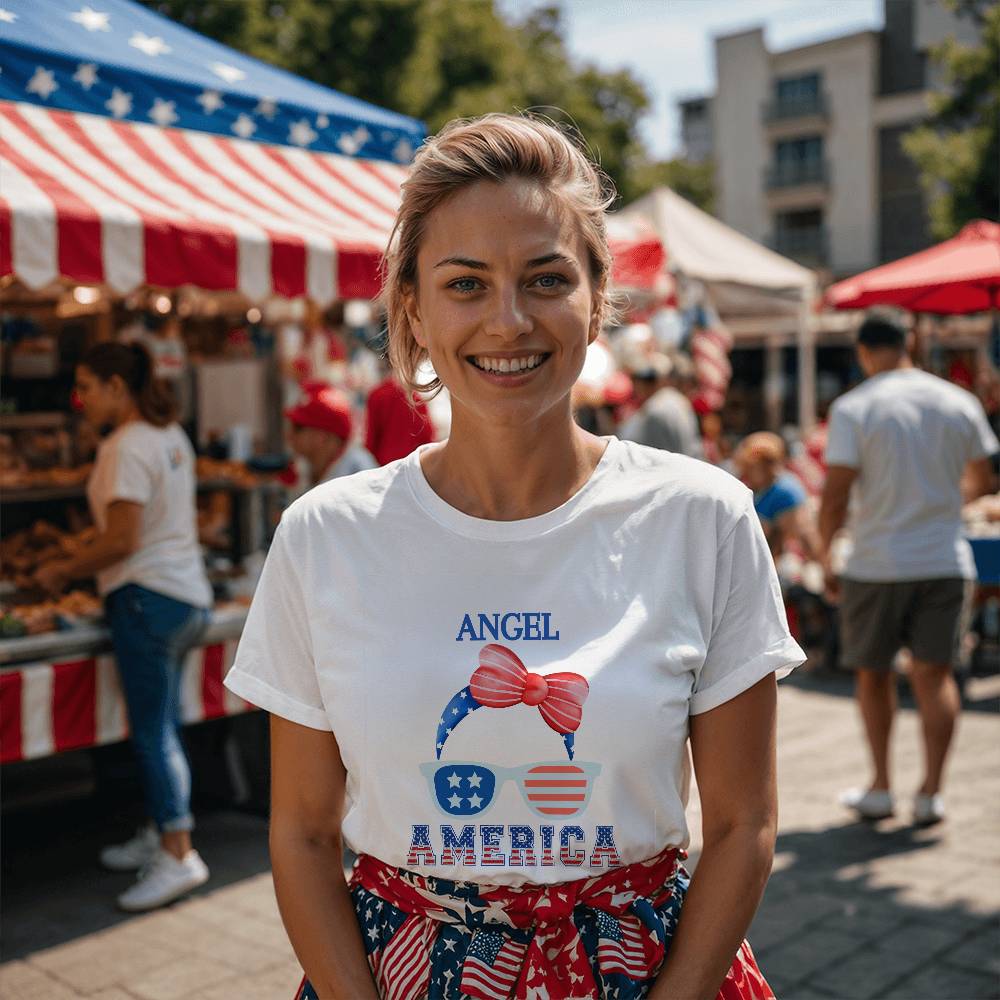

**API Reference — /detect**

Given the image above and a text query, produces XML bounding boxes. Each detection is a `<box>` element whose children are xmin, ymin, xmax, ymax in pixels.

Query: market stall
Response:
<box><xmin>615</xmin><ymin>186</ymin><xmax>819</xmax><ymax>431</ymax></box>
<box><xmin>0</xmin><ymin>0</ymin><xmax>427</xmax><ymax>771</ymax></box>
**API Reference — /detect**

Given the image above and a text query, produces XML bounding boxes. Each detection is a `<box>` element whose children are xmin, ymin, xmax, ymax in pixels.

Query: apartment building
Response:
<box><xmin>686</xmin><ymin>0</ymin><xmax>980</xmax><ymax>278</ymax></box>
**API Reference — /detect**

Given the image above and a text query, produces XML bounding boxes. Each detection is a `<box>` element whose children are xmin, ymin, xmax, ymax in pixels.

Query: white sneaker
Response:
<box><xmin>100</xmin><ymin>824</ymin><xmax>159</xmax><ymax>872</ymax></box>
<box><xmin>914</xmin><ymin>793</ymin><xmax>945</xmax><ymax>826</ymax></box>
<box><xmin>117</xmin><ymin>848</ymin><xmax>209</xmax><ymax>912</ymax></box>
<box><xmin>839</xmin><ymin>787</ymin><xmax>895</xmax><ymax>819</ymax></box>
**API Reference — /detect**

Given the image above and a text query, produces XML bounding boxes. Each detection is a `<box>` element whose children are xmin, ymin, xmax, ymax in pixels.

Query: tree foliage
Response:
<box><xmin>140</xmin><ymin>0</ymin><xmax>668</xmax><ymax>205</ymax></box>
<box><xmin>902</xmin><ymin>0</ymin><xmax>999</xmax><ymax>239</ymax></box>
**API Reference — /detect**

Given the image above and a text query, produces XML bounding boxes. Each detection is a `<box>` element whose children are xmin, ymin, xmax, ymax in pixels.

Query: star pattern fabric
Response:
<box><xmin>294</xmin><ymin>847</ymin><xmax>776</xmax><ymax>1000</ymax></box>
<box><xmin>0</xmin><ymin>0</ymin><xmax>425</xmax><ymax>164</ymax></box>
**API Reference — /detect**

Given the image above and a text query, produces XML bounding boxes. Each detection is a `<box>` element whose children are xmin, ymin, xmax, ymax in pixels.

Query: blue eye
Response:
<box><xmin>533</xmin><ymin>274</ymin><xmax>568</xmax><ymax>289</ymax></box>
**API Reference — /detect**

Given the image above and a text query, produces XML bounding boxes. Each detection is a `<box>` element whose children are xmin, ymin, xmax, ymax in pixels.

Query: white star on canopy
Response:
<box><xmin>149</xmin><ymin>98</ymin><xmax>178</xmax><ymax>127</ymax></box>
<box><xmin>211</xmin><ymin>62</ymin><xmax>246</xmax><ymax>84</ymax></box>
<box><xmin>105</xmin><ymin>87</ymin><xmax>132</xmax><ymax>118</ymax></box>
<box><xmin>316</xmin><ymin>113</ymin><xmax>329</xmax><ymax>128</ymax></box>
<box><xmin>197</xmin><ymin>90</ymin><xmax>223</xmax><ymax>114</ymax></box>
<box><xmin>289</xmin><ymin>118</ymin><xmax>317</xmax><ymax>147</ymax></box>
<box><xmin>26</xmin><ymin>67</ymin><xmax>58</xmax><ymax>101</ymax></box>
<box><xmin>69</xmin><ymin>6</ymin><xmax>109</xmax><ymax>31</ymax></box>
<box><xmin>73</xmin><ymin>63</ymin><xmax>98</xmax><ymax>90</ymax></box>
<box><xmin>130</xmin><ymin>32</ymin><xmax>171</xmax><ymax>57</ymax></box>
<box><xmin>255</xmin><ymin>97</ymin><xmax>277</xmax><ymax>119</ymax></box>
<box><xmin>232</xmin><ymin>114</ymin><xmax>256</xmax><ymax>139</ymax></box>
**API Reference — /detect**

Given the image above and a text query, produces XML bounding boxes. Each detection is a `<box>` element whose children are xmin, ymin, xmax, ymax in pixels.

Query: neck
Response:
<box><xmin>112</xmin><ymin>401</ymin><xmax>142</xmax><ymax>428</ymax></box>
<box><xmin>310</xmin><ymin>440</ymin><xmax>347</xmax><ymax>484</ymax></box>
<box><xmin>420</xmin><ymin>403</ymin><xmax>607</xmax><ymax>521</ymax></box>
<box><xmin>868</xmin><ymin>352</ymin><xmax>911</xmax><ymax>376</ymax></box>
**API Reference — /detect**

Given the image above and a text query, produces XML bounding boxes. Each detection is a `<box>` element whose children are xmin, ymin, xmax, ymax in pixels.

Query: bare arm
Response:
<box><xmin>35</xmin><ymin>501</ymin><xmax>142</xmax><ymax>593</ymax></box>
<box><xmin>269</xmin><ymin>715</ymin><xmax>378</xmax><ymax>1000</ymax></box>
<box><xmin>776</xmin><ymin>503</ymin><xmax>823</xmax><ymax>563</ymax></box>
<box><xmin>650</xmin><ymin>674</ymin><xmax>778</xmax><ymax>1000</ymax></box>
<box><xmin>818</xmin><ymin>465</ymin><xmax>858</xmax><ymax>559</ymax></box>
<box><xmin>963</xmin><ymin>456</ymin><xmax>996</xmax><ymax>503</ymax></box>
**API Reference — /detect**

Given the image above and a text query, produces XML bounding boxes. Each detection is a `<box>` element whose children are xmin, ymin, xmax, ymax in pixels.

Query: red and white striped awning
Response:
<box><xmin>0</xmin><ymin>100</ymin><xmax>406</xmax><ymax>303</ymax></box>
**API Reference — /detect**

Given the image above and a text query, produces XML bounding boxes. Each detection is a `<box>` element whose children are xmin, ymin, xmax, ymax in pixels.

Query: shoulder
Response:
<box><xmin>610</xmin><ymin>439</ymin><xmax>752</xmax><ymax>531</ymax></box>
<box><xmin>279</xmin><ymin>458</ymin><xmax>407</xmax><ymax>539</ymax></box>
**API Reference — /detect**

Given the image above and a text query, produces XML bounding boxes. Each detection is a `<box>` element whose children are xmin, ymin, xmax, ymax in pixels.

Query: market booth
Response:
<box><xmin>616</xmin><ymin>186</ymin><xmax>819</xmax><ymax>432</ymax></box>
<box><xmin>0</xmin><ymin>0</ymin><xmax>425</xmax><ymax>768</ymax></box>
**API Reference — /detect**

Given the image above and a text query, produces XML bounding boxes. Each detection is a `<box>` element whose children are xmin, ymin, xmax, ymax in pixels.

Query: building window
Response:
<box><xmin>775</xmin><ymin>73</ymin><xmax>820</xmax><ymax>105</ymax></box>
<box><xmin>767</xmin><ymin>136</ymin><xmax>827</xmax><ymax>187</ymax></box>
<box><xmin>878</xmin><ymin>123</ymin><xmax>931</xmax><ymax>261</ymax></box>
<box><xmin>772</xmin><ymin>209</ymin><xmax>826</xmax><ymax>263</ymax></box>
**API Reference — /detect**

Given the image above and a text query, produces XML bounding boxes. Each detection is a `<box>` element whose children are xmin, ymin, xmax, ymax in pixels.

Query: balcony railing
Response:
<box><xmin>769</xmin><ymin>227</ymin><xmax>829</xmax><ymax>264</ymax></box>
<box><xmin>763</xmin><ymin>91</ymin><xmax>829</xmax><ymax>123</ymax></box>
<box><xmin>765</xmin><ymin>159</ymin><xmax>829</xmax><ymax>190</ymax></box>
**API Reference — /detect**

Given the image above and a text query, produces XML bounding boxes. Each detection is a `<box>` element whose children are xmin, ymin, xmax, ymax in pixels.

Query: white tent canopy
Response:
<box><xmin>617</xmin><ymin>186</ymin><xmax>818</xmax><ymax>430</ymax></box>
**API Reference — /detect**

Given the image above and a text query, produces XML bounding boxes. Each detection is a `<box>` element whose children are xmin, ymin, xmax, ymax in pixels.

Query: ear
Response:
<box><xmin>402</xmin><ymin>285</ymin><xmax>427</xmax><ymax>350</ymax></box>
<box><xmin>587</xmin><ymin>291</ymin><xmax>603</xmax><ymax>346</ymax></box>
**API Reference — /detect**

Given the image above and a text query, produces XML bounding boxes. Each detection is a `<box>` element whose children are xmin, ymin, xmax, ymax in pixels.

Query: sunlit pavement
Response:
<box><xmin>2</xmin><ymin>671</ymin><xmax>997</xmax><ymax>999</ymax></box>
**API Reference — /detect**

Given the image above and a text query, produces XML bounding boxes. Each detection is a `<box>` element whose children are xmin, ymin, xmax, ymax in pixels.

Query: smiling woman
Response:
<box><xmin>224</xmin><ymin>113</ymin><xmax>802</xmax><ymax>1000</ymax></box>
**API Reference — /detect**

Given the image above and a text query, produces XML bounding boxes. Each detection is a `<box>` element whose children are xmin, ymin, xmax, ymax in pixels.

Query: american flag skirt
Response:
<box><xmin>294</xmin><ymin>846</ymin><xmax>775</xmax><ymax>1000</ymax></box>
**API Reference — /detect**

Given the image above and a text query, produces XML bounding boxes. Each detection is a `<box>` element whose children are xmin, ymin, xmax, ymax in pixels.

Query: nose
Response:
<box><xmin>482</xmin><ymin>285</ymin><xmax>532</xmax><ymax>342</ymax></box>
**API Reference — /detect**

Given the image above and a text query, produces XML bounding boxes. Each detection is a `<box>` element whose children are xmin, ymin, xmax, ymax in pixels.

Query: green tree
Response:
<box><xmin>140</xmin><ymin>0</ymin><xmax>650</xmax><ymax>200</ymax></box>
<box><xmin>902</xmin><ymin>0</ymin><xmax>999</xmax><ymax>239</ymax></box>
<box><xmin>624</xmin><ymin>157</ymin><xmax>715</xmax><ymax>211</ymax></box>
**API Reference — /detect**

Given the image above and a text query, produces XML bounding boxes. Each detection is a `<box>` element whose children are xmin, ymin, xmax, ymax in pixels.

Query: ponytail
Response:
<box><xmin>80</xmin><ymin>341</ymin><xmax>179</xmax><ymax>427</ymax></box>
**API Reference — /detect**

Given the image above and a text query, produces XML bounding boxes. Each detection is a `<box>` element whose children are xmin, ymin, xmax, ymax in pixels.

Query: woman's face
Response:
<box><xmin>404</xmin><ymin>178</ymin><xmax>599</xmax><ymax>430</ymax></box>
<box><xmin>74</xmin><ymin>365</ymin><xmax>123</xmax><ymax>429</ymax></box>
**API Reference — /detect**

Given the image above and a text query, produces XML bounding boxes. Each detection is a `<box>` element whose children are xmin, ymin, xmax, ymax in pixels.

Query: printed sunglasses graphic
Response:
<box><xmin>420</xmin><ymin>760</ymin><xmax>602</xmax><ymax>818</ymax></box>
<box><xmin>425</xmin><ymin>643</ymin><xmax>599</xmax><ymax>816</ymax></box>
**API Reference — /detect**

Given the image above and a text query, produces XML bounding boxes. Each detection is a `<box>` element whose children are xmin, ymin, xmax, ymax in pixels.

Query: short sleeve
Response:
<box><xmin>110</xmin><ymin>437</ymin><xmax>154</xmax><ymax>505</ymax></box>
<box><xmin>967</xmin><ymin>400</ymin><xmax>1000</xmax><ymax>460</ymax></box>
<box><xmin>690</xmin><ymin>498</ymin><xmax>806</xmax><ymax>715</ymax></box>
<box><xmin>223</xmin><ymin>521</ymin><xmax>331</xmax><ymax>731</ymax></box>
<box><xmin>824</xmin><ymin>403</ymin><xmax>861</xmax><ymax>468</ymax></box>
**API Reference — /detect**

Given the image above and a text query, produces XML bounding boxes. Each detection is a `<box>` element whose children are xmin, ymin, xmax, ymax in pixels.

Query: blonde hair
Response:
<box><xmin>381</xmin><ymin>113</ymin><xmax>617</xmax><ymax>395</ymax></box>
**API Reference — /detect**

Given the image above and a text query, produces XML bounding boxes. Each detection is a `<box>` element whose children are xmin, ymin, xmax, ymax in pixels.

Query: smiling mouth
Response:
<box><xmin>467</xmin><ymin>353</ymin><xmax>551</xmax><ymax>375</ymax></box>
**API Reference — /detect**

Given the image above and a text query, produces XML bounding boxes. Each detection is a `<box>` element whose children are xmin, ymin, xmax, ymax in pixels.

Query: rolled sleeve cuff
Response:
<box><xmin>223</xmin><ymin>666</ymin><xmax>332</xmax><ymax>731</ymax></box>
<box><xmin>689</xmin><ymin>637</ymin><xmax>806</xmax><ymax>716</ymax></box>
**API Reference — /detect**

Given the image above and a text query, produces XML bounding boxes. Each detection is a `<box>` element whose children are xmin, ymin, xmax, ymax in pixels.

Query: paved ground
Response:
<box><xmin>1</xmin><ymin>669</ymin><xmax>998</xmax><ymax>1000</ymax></box>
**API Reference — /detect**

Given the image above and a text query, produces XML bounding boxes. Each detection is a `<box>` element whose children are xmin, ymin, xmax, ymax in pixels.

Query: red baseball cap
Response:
<box><xmin>285</xmin><ymin>386</ymin><xmax>353</xmax><ymax>440</ymax></box>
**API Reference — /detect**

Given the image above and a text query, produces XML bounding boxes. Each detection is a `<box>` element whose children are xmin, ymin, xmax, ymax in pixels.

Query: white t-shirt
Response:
<box><xmin>826</xmin><ymin>368</ymin><xmax>999</xmax><ymax>582</ymax></box>
<box><xmin>87</xmin><ymin>421</ymin><xmax>213</xmax><ymax>608</ymax></box>
<box><xmin>225</xmin><ymin>438</ymin><xmax>803</xmax><ymax>886</ymax></box>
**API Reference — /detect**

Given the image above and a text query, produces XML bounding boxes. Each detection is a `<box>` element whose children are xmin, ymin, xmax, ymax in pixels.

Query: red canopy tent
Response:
<box><xmin>824</xmin><ymin>219</ymin><xmax>1000</xmax><ymax>314</ymax></box>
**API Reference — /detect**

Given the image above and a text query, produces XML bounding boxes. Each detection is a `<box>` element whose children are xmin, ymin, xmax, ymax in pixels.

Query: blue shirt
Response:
<box><xmin>754</xmin><ymin>473</ymin><xmax>806</xmax><ymax>525</ymax></box>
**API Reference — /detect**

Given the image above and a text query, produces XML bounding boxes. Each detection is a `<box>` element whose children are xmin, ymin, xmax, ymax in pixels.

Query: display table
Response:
<box><xmin>0</xmin><ymin>605</ymin><xmax>251</xmax><ymax>764</ymax></box>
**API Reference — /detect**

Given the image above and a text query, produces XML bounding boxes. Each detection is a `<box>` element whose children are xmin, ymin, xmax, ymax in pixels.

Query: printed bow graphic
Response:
<box><xmin>470</xmin><ymin>644</ymin><xmax>589</xmax><ymax>735</ymax></box>
<box><xmin>434</xmin><ymin>644</ymin><xmax>589</xmax><ymax>761</ymax></box>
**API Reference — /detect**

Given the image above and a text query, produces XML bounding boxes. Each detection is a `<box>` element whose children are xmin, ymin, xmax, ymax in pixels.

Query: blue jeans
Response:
<box><xmin>105</xmin><ymin>584</ymin><xmax>210</xmax><ymax>833</ymax></box>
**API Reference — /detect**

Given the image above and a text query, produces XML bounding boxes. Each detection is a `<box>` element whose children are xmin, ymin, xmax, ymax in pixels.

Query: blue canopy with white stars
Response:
<box><xmin>0</xmin><ymin>0</ymin><xmax>425</xmax><ymax>164</ymax></box>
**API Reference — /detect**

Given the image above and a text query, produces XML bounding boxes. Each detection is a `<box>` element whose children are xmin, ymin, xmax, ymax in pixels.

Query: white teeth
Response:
<box><xmin>472</xmin><ymin>354</ymin><xmax>545</xmax><ymax>373</ymax></box>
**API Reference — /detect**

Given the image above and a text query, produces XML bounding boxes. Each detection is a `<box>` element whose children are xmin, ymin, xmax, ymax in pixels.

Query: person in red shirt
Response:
<box><xmin>364</xmin><ymin>375</ymin><xmax>434</xmax><ymax>466</ymax></box>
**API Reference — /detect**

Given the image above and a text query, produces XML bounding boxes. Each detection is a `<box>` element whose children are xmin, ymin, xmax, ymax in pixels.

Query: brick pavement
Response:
<box><xmin>1</xmin><ymin>673</ymin><xmax>997</xmax><ymax>999</ymax></box>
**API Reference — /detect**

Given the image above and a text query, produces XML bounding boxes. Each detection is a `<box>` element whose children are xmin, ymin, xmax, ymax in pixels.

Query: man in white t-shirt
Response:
<box><xmin>819</xmin><ymin>314</ymin><xmax>999</xmax><ymax>826</ymax></box>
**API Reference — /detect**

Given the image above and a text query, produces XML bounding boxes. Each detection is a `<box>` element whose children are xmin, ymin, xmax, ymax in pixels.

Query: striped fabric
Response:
<box><xmin>0</xmin><ymin>99</ymin><xmax>406</xmax><ymax>302</ymax></box>
<box><xmin>0</xmin><ymin>99</ymin><xmax>669</xmax><ymax>305</ymax></box>
<box><xmin>295</xmin><ymin>847</ymin><xmax>776</xmax><ymax>1000</ymax></box>
<box><xmin>0</xmin><ymin>639</ymin><xmax>250</xmax><ymax>763</ymax></box>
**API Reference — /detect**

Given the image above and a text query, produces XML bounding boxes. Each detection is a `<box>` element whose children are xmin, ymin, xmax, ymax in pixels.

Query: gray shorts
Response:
<box><xmin>839</xmin><ymin>577</ymin><xmax>974</xmax><ymax>671</ymax></box>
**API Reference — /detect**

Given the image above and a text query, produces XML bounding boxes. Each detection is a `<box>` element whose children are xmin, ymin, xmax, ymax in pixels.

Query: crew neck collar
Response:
<box><xmin>404</xmin><ymin>437</ymin><xmax>622</xmax><ymax>541</ymax></box>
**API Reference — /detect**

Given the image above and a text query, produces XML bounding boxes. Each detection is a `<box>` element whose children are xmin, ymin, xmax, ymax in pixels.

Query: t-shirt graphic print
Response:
<box><xmin>407</xmin><ymin>640</ymin><xmax>620</xmax><ymax>871</ymax></box>
<box><xmin>224</xmin><ymin>438</ymin><xmax>805</xmax><ymax>886</ymax></box>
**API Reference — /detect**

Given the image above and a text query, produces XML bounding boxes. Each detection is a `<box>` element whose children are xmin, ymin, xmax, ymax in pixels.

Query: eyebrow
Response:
<box><xmin>433</xmin><ymin>252</ymin><xmax>577</xmax><ymax>270</ymax></box>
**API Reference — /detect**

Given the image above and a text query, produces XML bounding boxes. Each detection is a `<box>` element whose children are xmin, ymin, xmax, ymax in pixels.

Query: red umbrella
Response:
<box><xmin>824</xmin><ymin>219</ymin><xmax>1000</xmax><ymax>314</ymax></box>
